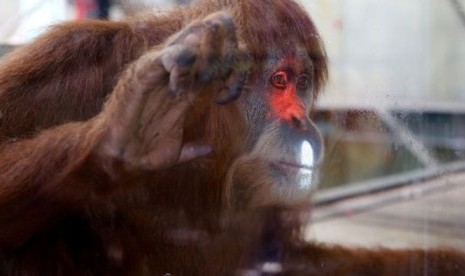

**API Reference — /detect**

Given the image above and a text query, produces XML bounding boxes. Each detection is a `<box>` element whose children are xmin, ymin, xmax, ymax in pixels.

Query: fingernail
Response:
<box><xmin>176</xmin><ymin>50</ymin><xmax>197</xmax><ymax>67</ymax></box>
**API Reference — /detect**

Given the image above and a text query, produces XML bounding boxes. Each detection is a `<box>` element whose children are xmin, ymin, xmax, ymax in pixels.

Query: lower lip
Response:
<box><xmin>270</xmin><ymin>161</ymin><xmax>315</xmax><ymax>189</ymax></box>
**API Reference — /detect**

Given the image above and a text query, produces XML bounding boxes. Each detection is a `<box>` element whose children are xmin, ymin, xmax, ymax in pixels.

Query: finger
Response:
<box><xmin>215</xmin><ymin>47</ymin><xmax>250</xmax><ymax>104</ymax></box>
<box><xmin>197</xmin><ymin>14</ymin><xmax>233</xmax><ymax>82</ymax></box>
<box><xmin>161</xmin><ymin>45</ymin><xmax>197</xmax><ymax>93</ymax></box>
<box><xmin>178</xmin><ymin>142</ymin><xmax>213</xmax><ymax>163</ymax></box>
<box><xmin>215</xmin><ymin>69</ymin><xmax>246</xmax><ymax>104</ymax></box>
<box><xmin>161</xmin><ymin>45</ymin><xmax>194</xmax><ymax>71</ymax></box>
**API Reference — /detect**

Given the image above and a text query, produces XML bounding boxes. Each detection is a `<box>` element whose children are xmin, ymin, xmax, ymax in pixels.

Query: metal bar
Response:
<box><xmin>314</xmin><ymin>160</ymin><xmax>465</xmax><ymax>206</ymax></box>
<box><xmin>375</xmin><ymin>108</ymin><xmax>439</xmax><ymax>168</ymax></box>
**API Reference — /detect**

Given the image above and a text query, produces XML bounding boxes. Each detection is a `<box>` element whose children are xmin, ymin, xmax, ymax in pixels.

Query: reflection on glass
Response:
<box><xmin>298</xmin><ymin>140</ymin><xmax>314</xmax><ymax>190</ymax></box>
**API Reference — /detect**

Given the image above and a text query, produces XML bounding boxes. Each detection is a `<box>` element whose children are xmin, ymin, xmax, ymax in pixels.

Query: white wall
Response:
<box><xmin>303</xmin><ymin>0</ymin><xmax>465</xmax><ymax>111</ymax></box>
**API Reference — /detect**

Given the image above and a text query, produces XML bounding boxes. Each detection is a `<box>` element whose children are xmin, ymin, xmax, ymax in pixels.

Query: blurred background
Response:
<box><xmin>1</xmin><ymin>0</ymin><xmax>465</xmax><ymax>250</ymax></box>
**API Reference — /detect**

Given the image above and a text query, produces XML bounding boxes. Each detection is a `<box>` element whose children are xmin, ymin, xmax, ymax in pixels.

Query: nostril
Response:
<box><xmin>291</xmin><ymin>115</ymin><xmax>305</xmax><ymax>130</ymax></box>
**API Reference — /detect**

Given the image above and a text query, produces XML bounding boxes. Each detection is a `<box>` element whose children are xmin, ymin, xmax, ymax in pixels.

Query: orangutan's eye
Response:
<box><xmin>271</xmin><ymin>71</ymin><xmax>288</xmax><ymax>89</ymax></box>
<box><xmin>297</xmin><ymin>75</ymin><xmax>310</xmax><ymax>89</ymax></box>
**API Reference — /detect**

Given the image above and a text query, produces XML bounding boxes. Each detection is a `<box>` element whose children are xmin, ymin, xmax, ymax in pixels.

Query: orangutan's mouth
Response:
<box><xmin>271</xmin><ymin>160</ymin><xmax>314</xmax><ymax>172</ymax></box>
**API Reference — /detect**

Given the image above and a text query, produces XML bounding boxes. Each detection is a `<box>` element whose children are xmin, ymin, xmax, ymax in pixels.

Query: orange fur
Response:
<box><xmin>0</xmin><ymin>0</ymin><xmax>463</xmax><ymax>275</ymax></box>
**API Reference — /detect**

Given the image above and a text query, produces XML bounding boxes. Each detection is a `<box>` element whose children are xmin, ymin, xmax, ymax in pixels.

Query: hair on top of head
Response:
<box><xmin>173</xmin><ymin>0</ymin><xmax>328</xmax><ymax>93</ymax></box>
